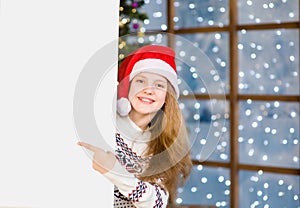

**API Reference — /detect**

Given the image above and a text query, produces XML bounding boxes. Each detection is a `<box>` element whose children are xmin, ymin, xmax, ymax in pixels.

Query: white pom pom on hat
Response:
<box><xmin>117</xmin><ymin>97</ymin><xmax>132</xmax><ymax>117</ymax></box>
<box><xmin>117</xmin><ymin>45</ymin><xmax>179</xmax><ymax>117</ymax></box>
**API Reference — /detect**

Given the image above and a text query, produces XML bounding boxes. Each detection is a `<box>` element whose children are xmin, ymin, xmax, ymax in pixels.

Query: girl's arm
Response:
<box><xmin>77</xmin><ymin>141</ymin><xmax>169</xmax><ymax>208</ymax></box>
<box><xmin>103</xmin><ymin>159</ymin><xmax>169</xmax><ymax>208</ymax></box>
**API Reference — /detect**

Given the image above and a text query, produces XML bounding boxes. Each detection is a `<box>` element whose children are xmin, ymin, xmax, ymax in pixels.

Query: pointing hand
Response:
<box><xmin>77</xmin><ymin>141</ymin><xmax>116</xmax><ymax>174</ymax></box>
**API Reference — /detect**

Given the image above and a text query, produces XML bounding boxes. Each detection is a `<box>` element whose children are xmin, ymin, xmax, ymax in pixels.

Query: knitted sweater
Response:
<box><xmin>103</xmin><ymin>114</ymin><xmax>169</xmax><ymax>208</ymax></box>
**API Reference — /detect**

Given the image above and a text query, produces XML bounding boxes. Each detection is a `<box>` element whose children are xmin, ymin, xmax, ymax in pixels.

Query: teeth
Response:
<box><xmin>141</xmin><ymin>98</ymin><xmax>151</xmax><ymax>102</ymax></box>
<box><xmin>140</xmin><ymin>97</ymin><xmax>153</xmax><ymax>102</ymax></box>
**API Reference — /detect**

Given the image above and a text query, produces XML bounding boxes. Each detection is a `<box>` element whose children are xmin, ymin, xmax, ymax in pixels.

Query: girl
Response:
<box><xmin>78</xmin><ymin>45</ymin><xmax>192</xmax><ymax>208</ymax></box>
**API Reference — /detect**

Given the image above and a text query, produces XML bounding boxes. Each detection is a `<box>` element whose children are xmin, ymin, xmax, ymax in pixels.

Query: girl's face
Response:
<box><xmin>128</xmin><ymin>72</ymin><xmax>167</xmax><ymax>116</ymax></box>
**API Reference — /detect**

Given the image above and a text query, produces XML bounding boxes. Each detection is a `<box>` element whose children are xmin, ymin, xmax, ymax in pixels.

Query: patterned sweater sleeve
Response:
<box><xmin>103</xmin><ymin>160</ymin><xmax>169</xmax><ymax>208</ymax></box>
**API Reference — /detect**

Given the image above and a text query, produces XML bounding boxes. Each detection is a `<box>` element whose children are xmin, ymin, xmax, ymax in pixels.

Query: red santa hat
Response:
<box><xmin>117</xmin><ymin>45</ymin><xmax>179</xmax><ymax>116</ymax></box>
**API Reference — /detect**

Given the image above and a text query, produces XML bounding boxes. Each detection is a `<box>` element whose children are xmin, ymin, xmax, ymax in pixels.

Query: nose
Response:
<box><xmin>143</xmin><ymin>85</ymin><xmax>154</xmax><ymax>94</ymax></box>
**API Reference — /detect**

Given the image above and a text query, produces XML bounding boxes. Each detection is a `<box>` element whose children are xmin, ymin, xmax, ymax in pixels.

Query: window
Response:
<box><xmin>119</xmin><ymin>0</ymin><xmax>300</xmax><ymax>207</ymax></box>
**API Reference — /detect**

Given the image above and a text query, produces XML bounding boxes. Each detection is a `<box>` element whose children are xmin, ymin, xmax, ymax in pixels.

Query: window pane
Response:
<box><xmin>177</xmin><ymin>166</ymin><xmax>230</xmax><ymax>207</ymax></box>
<box><xmin>177</xmin><ymin>33</ymin><xmax>229</xmax><ymax>94</ymax></box>
<box><xmin>238</xmin><ymin>29</ymin><xmax>299</xmax><ymax>95</ymax></box>
<box><xmin>240</xmin><ymin>171</ymin><xmax>300</xmax><ymax>208</ymax></box>
<box><xmin>180</xmin><ymin>99</ymin><xmax>229</xmax><ymax>162</ymax></box>
<box><xmin>141</xmin><ymin>0</ymin><xmax>167</xmax><ymax>31</ymax></box>
<box><xmin>238</xmin><ymin>0</ymin><xmax>299</xmax><ymax>24</ymax></box>
<box><xmin>174</xmin><ymin>0</ymin><xmax>229</xmax><ymax>29</ymax></box>
<box><xmin>239</xmin><ymin>101</ymin><xmax>300</xmax><ymax>169</ymax></box>
<box><xmin>120</xmin><ymin>33</ymin><xmax>228</xmax><ymax>95</ymax></box>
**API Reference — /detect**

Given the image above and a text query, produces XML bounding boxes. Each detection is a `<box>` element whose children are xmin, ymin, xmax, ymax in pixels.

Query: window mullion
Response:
<box><xmin>229</xmin><ymin>0</ymin><xmax>239</xmax><ymax>208</ymax></box>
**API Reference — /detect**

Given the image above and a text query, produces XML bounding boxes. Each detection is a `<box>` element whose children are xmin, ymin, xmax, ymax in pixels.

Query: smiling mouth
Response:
<box><xmin>138</xmin><ymin>96</ymin><xmax>155</xmax><ymax>104</ymax></box>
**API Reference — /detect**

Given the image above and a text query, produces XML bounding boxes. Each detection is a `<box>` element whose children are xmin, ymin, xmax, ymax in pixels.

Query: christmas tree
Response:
<box><xmin>119</xmin><ymin>0</ymin><xmax>148</xmax><ymax>36</ymax></box>
<box><xmin>119</xmin><ymin>0</ymin><xmax>150</xmax><ymax>65</ymax></box>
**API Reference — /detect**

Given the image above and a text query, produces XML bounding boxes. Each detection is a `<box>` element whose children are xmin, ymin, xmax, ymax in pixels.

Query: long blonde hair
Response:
<box><xmin>139</xmin><ymin>82</ymin><xmax>192</xmax><ymax>205</ymax></box>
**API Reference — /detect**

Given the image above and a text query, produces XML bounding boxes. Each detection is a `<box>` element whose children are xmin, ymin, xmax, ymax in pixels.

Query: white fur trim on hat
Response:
<box><xmin>129</xmin><ymin>58</ymin><xmax>179</xmax><ymax>98</ymax></box>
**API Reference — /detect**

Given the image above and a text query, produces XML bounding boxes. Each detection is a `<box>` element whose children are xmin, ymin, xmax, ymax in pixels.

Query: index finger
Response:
<box><xmin>77</xmin><ymin>141</ymin><xmax>100</xmax><ymax>152</ymax></box>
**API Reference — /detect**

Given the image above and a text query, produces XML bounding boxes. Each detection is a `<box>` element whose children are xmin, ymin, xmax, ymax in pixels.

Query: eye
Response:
<box><xmin>155</xmin><ymin>83</ymin><xmax>166</xmax><ymax>89</ymax></box>
<box><xmin>135</xmin><ymin>79</ymin><xmax>144</xmax><ymax>83</ymax></box>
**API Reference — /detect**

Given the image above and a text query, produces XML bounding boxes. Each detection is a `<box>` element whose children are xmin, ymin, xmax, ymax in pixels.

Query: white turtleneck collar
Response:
<box><xmin>116</xmin><ymin>113</ymin><xmax>152</xmax><ymax>143</ymax></box>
